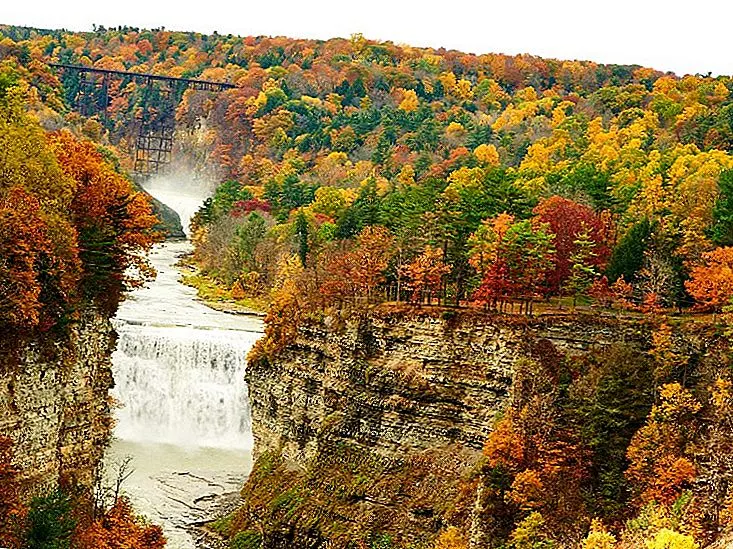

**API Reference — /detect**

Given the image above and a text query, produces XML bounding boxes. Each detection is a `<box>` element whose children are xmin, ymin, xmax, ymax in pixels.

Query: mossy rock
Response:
<box><xmin>149</xmin><ymin>194</ymin><xmax>185</xmax><ymax>239</ymax></box>
<box><xmin>130</xmin><ymin>177</ymin><xmax>185</xmax><ymax>239</ymax></box>
<box><xmin>230</xmin><ymin>531</ymin><xmax>263</xmax><ymax>549</ymax></box>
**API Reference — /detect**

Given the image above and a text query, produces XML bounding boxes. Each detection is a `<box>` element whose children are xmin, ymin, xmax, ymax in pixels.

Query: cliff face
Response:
<box><xmin>237</xmin><ymin>308</ymin><xmax>656</xmax><ymax>547</ymax></box>
<box><xmin>247</xmin><ymin>308</ymin><xmax>650</xmax><ymax>465</ymax></box>
<box><xmin>0</xmin><ymin>310</ymin><xmax>115</xmax><ymax>496</ymax></box>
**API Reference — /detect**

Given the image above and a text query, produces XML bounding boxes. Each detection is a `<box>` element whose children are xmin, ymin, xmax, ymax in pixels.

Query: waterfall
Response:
<box><xmin>106</xmin><ymin>221</ymin><xmax>262</xmax><ymax>548</ymax></box>
<box><xmin>110</xmin><ymin>241</ymin><xmax>263</xmax><ymax>451</ymax></box>
<box><xmin>112</xmin><ymin>323</ymin><xmax>259</xmax><ymax>449</ymax></box>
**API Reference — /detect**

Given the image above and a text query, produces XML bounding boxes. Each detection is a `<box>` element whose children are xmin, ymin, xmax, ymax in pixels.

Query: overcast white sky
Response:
<box><xmin>3</xmin><ymin>0</ymin><xmax>733</xmax><ymax>76</ymax></box>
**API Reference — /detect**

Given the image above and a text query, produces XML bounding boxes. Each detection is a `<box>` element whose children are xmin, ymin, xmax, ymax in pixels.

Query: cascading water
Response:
<box><xmin>113</xmin><ymin>324</ymin><xmax>255</xmax><ymax>449</ymax></box>
<box><xmin>106</xmin><ymin>181</ymin><xmax>263</xmax><ymax>548</ymax></box>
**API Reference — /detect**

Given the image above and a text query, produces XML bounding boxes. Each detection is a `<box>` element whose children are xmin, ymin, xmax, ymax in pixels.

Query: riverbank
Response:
<box><xmin>175</xmin><ymin>253</ymin><xmax>267</xmax><ymax>317</ymax></box>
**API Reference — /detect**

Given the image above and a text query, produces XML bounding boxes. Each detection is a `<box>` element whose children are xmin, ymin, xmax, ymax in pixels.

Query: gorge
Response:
<box><xmin>5</xmin><ymin>20</ymin><xmax>733</xmax><ymax>549</ymax></box>
<box><xmin>0</xmin><ymin>188</ymin><xmax>265</xmax><ymax>548</ymax></box>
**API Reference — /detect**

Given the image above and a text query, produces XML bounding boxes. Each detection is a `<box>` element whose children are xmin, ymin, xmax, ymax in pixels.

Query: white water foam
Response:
<box><xmin>112</xmin><ymin>323</ymin><xmax>259</xmax><ymax>449</ymax></box>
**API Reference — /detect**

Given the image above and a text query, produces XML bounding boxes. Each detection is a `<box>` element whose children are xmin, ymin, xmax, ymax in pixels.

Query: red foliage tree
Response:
<box><xmin>469</xmin><ymin>216</ymin><xmax>555</xmax><ymax>311</ymax></box>
<box><xmin>533</xmin><ymin>196</ymin><xmax>611</xmax><ymax>295</ymax></box>
<box><xmin>76</xmin><ymin>497</ymin><xmax>166</xmax><ymax>549</ymax></box>
<box><xmin>231</xmin><ymin>198</ymin><xmax>272</xmax><ymax>217</ymax></box>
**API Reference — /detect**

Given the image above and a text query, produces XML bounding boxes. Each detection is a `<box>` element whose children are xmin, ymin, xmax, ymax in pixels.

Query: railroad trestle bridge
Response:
<box><xmin>49</xmin><ymin>63</ymin><xmax>235</xmax><ymax>178</ymax></box>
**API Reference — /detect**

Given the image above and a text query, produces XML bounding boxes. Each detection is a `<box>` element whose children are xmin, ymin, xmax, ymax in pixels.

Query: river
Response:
<box><xmin>105</xmin><ymin>187</ymin><xmax>263</xmax><ymax>547</ymax></box>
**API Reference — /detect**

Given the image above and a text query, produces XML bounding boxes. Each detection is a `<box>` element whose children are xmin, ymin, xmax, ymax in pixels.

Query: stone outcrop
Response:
<box><xmin>0</xmin><ymin>310</ymin><xmax>115</xmax><ymax>496</ymax></box>
<box><xmin>247</xmin><ymin>307</ymin><xmax>650</xmax><ymax>465</ymax></box>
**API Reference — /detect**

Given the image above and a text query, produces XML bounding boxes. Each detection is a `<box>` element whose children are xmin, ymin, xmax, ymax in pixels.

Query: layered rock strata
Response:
<box><xmin>247</xmin><ymin>308</ymin><xmax>650</xmax><ymax>464</ymax></box>
<box><xmin>0</xmin><ymin>310</ymin><xmax>115</xmax><ymax>496</ymax></box>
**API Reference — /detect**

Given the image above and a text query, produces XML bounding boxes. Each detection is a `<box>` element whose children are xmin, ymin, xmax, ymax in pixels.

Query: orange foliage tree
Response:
<box><xmin>251</xmin><ymin>254</ymin><xmax>305</xmax><ymax>360</ymax></box>
<box><xmin>0</xmin><ymin>188</ymin><xmax>56</xmax><ymax>328</ymax></box>
<box><xmin>399</xmin><ymin>245</ymin><xmax>450</xmax><ymax>303</ymax></box>
<box><xmin>482</xmin><ymin>357</ymin><xmax>590</xmax><ymax>538</ymax></box>
<box><xmin>0</xmin><ymin>89</ymin><xmax>82</xmax><ymax>330</ymax></box>
<box><xmin>685</xmin><ymin>247</ymin><xmax>733</xmax><ymax>311</ymax></box>
<box><xmin>75</xmin><ymin>497</ymin><xmax>165</xmax><ymax>549</ymax></box>
<box><xmin>626</xmin><ymin>383</ymin><xmax>701</xmax><ymax>507</ymax></box>
<box><xmin>48</xmin><ymin>131</ymin><xmax>159</xmax><ymax>311</ymax></box>
<box><xmin>0</xmin><ymin>89</ymin><xmax>158</xmax><ymax>330</ymax></box>
<box><xmin>320</xmin><ymin>225</ymin><xmax>395</xmax><ymax>304</ymax></box>
<box><xmin>347</xmin><ymin>225</ymin><xmax>395</xmax><ymax>300</ymax></box>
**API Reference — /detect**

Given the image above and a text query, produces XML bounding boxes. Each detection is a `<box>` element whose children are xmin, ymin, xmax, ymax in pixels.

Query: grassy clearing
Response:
<box><xmin>180</xmin><ymin>271</ymin><xmax>268</xmax><ymax>314</ymax></box>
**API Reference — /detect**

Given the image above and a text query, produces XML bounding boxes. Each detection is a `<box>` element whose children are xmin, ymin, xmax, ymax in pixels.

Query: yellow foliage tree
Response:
<box><xmin>583</xmin><ymin>519</ymin><xmax>616</xmax><ymax>549</ymax></box>
<box><xmin>509</xmin><ymin>512</ymin><xmax>551</xmax><ymax>549</ymax></box>
<box><xmin>445</xmin><ymin>122</ymin><xmax>466</xmax><ymax>140</ymax></box>
<box><xmin>645</xmin><ymin>528</ymin><xmax>698</xmax><ymax>549</ymax></box>
<box><xmin>474</xmin><ymin>143</ymin><xmax>500</xmax><ymax>166</ymax></box>
<box><xmin>433</xmin><ymin>526</ymin><xmax>468</xmax><ymax>549</ymax></box>
<box><xmin>397</xmin><ymin>164</ymin><xmax>416</xmax><ymax>186</ymax></box>
<box><xmin>453</xmin><ymin>79</ymin><xmax>474</xmax><ymax>100</ymax></box>
<box><xmin>398</xmin><ymin>88</ymin><xmax>419</xmax><ymax>112</ymax></box>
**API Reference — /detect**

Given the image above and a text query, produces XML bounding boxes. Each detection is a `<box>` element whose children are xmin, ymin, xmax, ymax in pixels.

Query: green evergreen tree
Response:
<box><xmin>295</xmin><ymin>210</ymin><xmax>309</xmax><ymax>267</ymax></box>
<box><xmin>335</xmin><ymin>181</ymin><xmax>381</xmax><ymax>239</ymax></box>
<box><xmin>24</xmin><ymin>490</ymin><xmax>75</xmax><ymax>549</ymax></box>
<box><xmin>710</xmin><ymin>169</ymin><xmax>733</xmax><ymax>246</ymax></box>
<box><xmin>566</xmin><ymin>228</ymin><xmax>599</xmax><ymax>306</ymax></box>
<box><xmin>211</xmin><ymin>180</ymin><xmax>253</xmax><ymax>219</ymax></box>
<box><xmin>606</xmin><ymin>219</ymin><xmax>653</xmax><ymax>283</ymax></box>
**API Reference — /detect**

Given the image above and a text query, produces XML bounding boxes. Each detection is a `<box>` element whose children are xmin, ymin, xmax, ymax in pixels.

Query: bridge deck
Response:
<box><xmin>49</xmin><ymin>63</ymin><xmax>236</xmax><ymax>91</ymax></box>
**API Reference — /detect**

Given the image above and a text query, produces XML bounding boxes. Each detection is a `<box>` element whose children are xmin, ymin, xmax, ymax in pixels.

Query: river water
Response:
<box><xmin>107</xmin><ymin>235</ymin><xmax>263</xmax><ymax>546</ymax></box>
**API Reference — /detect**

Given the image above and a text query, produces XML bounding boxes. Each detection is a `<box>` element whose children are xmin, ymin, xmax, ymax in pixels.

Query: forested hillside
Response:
<box><xmin>3</xmin><ymin>23</ymin><xmax>733</xmax><ymax>548</ymax></box>
<box><xmin>3</xmin><ymin>25</ymin><xmax>731</xmax><ymax>316</ymax></box>
<box><xmin>0</xmin><ymin>54</ymin><xmax>158</xmax><ymax>333</ymax></box>
<box><xmin>2</xmin><ymin>26</ymin><xmax>733</xmax><ymax>317</ymax></box>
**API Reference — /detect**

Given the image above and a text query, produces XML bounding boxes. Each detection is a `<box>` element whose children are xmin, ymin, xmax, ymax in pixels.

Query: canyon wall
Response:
<box><xmin>235</xmin><ymin>307</ymin><xmax>657</xmax><ymax>547</ymax></box>
<box><xmin>247</xmin><ymin>307</ymin><xmax>650</xmax><ymax>465</ymax></box>
<box><xmin>0</xmin><ymin>310</ymin><xmax>115</xmax><ymax>496</ymax></box>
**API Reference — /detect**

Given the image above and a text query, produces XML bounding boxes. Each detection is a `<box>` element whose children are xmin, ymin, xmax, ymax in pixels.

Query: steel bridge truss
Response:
<box><xmin>50</xmin><ymin>63</ymin><xmax>235</xmax><ymax>178</ymax></box>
